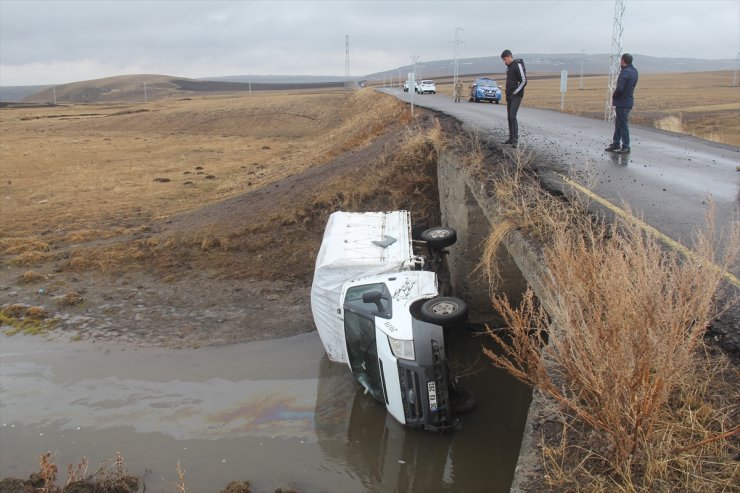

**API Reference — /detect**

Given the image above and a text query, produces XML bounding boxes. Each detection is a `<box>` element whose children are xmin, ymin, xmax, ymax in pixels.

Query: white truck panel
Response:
<box><xmin>311</xmin><ymin>211</ymin><xmax>413</xmax><ymax>363</ymax></box>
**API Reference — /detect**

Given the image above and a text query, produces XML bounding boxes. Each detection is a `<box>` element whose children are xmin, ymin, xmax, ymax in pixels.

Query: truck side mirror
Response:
<box><xmin>362</xmin><ymin>291</ymin><xmax>384</xmax><ymax>313</ymax></box>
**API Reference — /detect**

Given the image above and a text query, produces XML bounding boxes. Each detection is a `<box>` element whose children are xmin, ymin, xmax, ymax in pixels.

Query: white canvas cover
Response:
<box><xmin>311</xmin><ymin>211</ymin><xmax>413</xmax><ymax>362</ymax></box>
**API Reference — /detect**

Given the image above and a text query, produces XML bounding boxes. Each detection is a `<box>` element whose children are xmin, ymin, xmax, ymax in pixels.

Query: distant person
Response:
<box><xmin>501</xmin><ymin>50</ymin><xmax>527</xmax><ymax>148</ymax></box>
<box><xmin>454</xmin><ymin>78</ymin><xmax>463</xmax><ymax>102</ymax></box>
<box><xmin>606</xmin><ymin>53</ymin><xmax>639</xmax><ymax>154</ymax></box>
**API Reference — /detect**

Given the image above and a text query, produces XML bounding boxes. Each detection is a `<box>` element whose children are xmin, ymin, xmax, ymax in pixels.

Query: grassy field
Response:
<box><xmin>427</xmin><ymin>71</ymin><xmax>740</xmax><ymax>146</ymax></box>
<box><xmin>0</xmin><ymin>90</ymin><xmax>407</xmax><ymax>239</ymax></box>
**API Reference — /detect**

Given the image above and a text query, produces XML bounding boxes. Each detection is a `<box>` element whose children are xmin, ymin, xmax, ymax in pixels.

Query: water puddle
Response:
<box><xmin>1</xmin><ymin>328</ymin><xmax>531</xmax><ymax>492</ymax></box>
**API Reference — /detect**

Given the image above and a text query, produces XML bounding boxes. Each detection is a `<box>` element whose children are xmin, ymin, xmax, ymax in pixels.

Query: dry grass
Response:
<box><xmin>479</xmin><ymin>153</ymin><xmax>739</xmax><ymax>490</ymax></box>
<box><xmin>1</xmin><ymin>304</ymin><xmax>58</xmax><ymax>335</ymax></box>
<box><xmin>19</xmin><ymin>101</ymin><xmax>442</xmax><ymax>281</ymax></box>
<box><xmin>0</xmin><ymin>89</ymin><xmax>422</xmax><ymax>280</ymax></box>
<box><xmin>0</xmin><ymin>88</ymin><xmax>405</xmax><ymax>240</ymax></box>
<box><xmin>18</xmin><ymin>270</ymin><xmax>46</xmax><ymax>283</ymax></box>
<box><xmin>522</xmin><ymin>71</ymin><xmax>740</xmax><ymax>145</ymax></box>
<box><xmin>654</xmin><ymin>115</ymin><xmax>686</xmax><ymax>133</ymax></box>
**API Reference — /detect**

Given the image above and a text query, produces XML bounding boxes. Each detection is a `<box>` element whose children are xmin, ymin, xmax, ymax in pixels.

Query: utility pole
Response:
<box><xmin>52</xmin><ymin>86</ymin><xmax>57</xmax><ymax>105</ymax></box>
<box><xmin>732</xmin><ymin>52</ymin><xmax>739</xmax><ymax>87</ymax></box>
<box><xmin>143</xmin><ymin>82</ymin><xmax>148</xmax><ymax>103</ymax></box>
<box><xmin>580</xmin><ymin>49</ymin><xmax>585</xmax><ymax>90</ymax></box>
<box><xmin>452</xmin><ymin>27</ymin><xmax>464</xmax><ymax>88</ymax></box>
<box><xmin>410</xmin><ymin>55</ymin><xmax>419</xmax><ymax>82</ymax></box>
<box><xmin>345</xmin><ymin>34</ymin><xmax>352</xmax><ymax>92</ymax></box>
<box><xmin>605</xmin><ymin>0</ymin><xmax>626</xmax><ymax>121</ymax></box>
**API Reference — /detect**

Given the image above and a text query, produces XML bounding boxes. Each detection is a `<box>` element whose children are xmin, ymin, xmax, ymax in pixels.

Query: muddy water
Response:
<box><xmin>1</xmin><ymin>328</ymin><xmax>531</xmax><ymax>492</ymax></box>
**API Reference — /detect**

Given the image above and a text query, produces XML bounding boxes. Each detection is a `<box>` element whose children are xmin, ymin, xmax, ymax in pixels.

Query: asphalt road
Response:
<box><xmin>381</xmin><ymin>87</ymin><xmax>739</xmax><ymax>274</ymax></box>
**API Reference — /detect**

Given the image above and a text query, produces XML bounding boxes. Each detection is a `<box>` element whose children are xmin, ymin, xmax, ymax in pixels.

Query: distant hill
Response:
<box><xmin>364</xmin><ymin>53</ymin><xmax>738</xmax><ymax>81</ymax></box>
<box><xmin>199</xmin><ymin>74</ymin><xmax>347</xmax><ymax>84</ymax></box>
<box><xmin>15</xmin><ymin>74</ymin><xmax>345</xmax><ymax>104</ymax></box>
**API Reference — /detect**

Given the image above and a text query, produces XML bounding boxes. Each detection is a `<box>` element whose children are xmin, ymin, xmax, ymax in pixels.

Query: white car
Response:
<box><xmin>311</xmin><ymin>211</ymin><xmax>472</xmax><ymax>431</ymax></box>
<box><xmin>403</xmin><ymin>80</ymin><xmax>421</xmax><ymax>93</ymax></box>
<box><xmin>418</xmin><ymin>80</ymin><xmax>436</xmax><ymax>94</ymax></box>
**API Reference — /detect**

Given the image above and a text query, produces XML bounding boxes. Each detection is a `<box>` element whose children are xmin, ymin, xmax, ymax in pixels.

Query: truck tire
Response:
<box><xmin>420</xmin><ymin>227</ymin><xmax>457</xmax><ymax>250</ymax></box>
<box><xmin>420</xmin><ymin>297</ymin><xmax>468</xmax><ymax>325</ymax></box>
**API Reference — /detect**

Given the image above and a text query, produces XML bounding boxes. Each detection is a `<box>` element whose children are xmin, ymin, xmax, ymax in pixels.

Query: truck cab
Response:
<box><xmin>311</xmin><ymin>211</ymin><xmax>471</xmax><ymax>430</ymax></box>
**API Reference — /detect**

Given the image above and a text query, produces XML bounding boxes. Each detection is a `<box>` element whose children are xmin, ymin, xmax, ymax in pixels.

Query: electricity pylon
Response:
<box><xmin>453</xmin><ymin>27</ymin><xmax>464</xmax><ymax>87</ymax></box>
<box><xmin>605</xmin><ymin>0</ymin><xmax>626</xmax><ymax>121</ymax></box>
<box><xmin>345</xmin><ymin>34</ymin><xmax>352</xmax><ymax>92</ymax></box>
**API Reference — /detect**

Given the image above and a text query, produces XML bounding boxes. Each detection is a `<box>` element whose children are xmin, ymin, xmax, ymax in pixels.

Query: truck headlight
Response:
<box><xmin>388</xmin><ymin>336</ymin><xmax>415</xmax><ymax>360</ymax></box>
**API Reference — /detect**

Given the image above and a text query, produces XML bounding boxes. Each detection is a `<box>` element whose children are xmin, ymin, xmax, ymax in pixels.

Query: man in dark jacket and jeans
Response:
<box><xmin>606</xmin><ymin>53</ymin><xmax>638</xmax><ymax>153</ymax></box>
<box><xmin>501</xmin><ymin>49</ymin><xmax>527</xmax><ymax>148</ymax></box>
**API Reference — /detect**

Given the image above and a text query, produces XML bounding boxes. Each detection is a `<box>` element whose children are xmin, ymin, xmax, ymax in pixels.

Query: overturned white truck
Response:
<box><xmin>311</xmin><ymin>210</ymin><xmax>472</xmax><ymax>431</ymax></box>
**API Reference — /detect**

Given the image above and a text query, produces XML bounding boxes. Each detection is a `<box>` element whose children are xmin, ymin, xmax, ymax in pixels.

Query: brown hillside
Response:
<box><xmin>22</xmin><ymin>74</ymin><xmax>180</xmax><ymax>104</ymax></box>
<box><xmin>21</xmin><ymin>74</ymin><xmax>346</xmax><ymax>104</ymax></box>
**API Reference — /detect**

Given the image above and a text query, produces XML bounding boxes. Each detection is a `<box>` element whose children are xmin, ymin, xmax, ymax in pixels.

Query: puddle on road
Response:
<box><xmin>1</xmin><ymin>329</ymin><xmax>531</xmax><ymax>492</ymax></box>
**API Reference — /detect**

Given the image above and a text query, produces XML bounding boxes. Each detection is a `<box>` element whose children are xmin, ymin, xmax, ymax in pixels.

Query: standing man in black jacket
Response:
<box><xmin>606</xmin><ymin>53</ymin><xmax>639</xmax><ymax>154</ymax></box>
<box><xmin>501</xmin><ymin>49</ymin><xmax>527</xmax><ymax>148</ymax></box>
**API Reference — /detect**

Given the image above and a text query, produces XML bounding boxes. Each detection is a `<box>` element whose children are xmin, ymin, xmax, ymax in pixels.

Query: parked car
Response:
<box><xmin>469</xmin><ymin>77</ymin><xmax>502</xmax><ymax>103</ymax></box>
<box><xmin>311</xmin><ymin>211</ymin><xmax>473</xmax><ymax>431</ymax></box>
<box><xmin>418</xmin><ymin>80</ymin><xmax>436</xmax><ymax>94</ymax></box>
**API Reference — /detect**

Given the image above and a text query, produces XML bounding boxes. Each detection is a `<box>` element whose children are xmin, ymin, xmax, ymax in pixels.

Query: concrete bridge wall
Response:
<box><xmin>436</xmin><ymin>149</ymin><xmax>552</xmax><ymax>320</ymax></box>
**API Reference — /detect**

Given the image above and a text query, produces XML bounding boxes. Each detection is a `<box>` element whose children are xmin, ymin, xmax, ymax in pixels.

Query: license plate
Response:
<box><xmin>427</xmin><ymin>381</ymin><xmax>438</xmax><ymax>412</ymax></box>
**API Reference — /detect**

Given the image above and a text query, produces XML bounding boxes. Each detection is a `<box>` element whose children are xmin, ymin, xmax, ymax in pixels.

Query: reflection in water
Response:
<box><xmin>314</xmin><ymin>328</ymin><xmax>532</xmax><ymax>492</ymax></box>
<box><xmin>608</xmin><ymin>151</ymin><xmax>630</xmax><ymax>166</ymax></box>
<box><xmin>1</xmin><ymin>329</ymin><xmax>530</xmax><ymax>492</ymax></box>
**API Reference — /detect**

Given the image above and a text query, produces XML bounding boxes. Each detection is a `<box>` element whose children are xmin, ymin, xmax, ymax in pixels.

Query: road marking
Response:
<box><xmin>557</xmin><ymin>173</ymin><xmax>740</xmax><ymax>289</ymax></box>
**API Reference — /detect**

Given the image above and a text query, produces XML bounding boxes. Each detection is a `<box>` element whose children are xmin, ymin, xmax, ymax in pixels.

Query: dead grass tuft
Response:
<box><xmin>480</xmin><ymin>151</ymin><xmax>739</xmax><ymax>490</ymax></box>
<box><xmin>18</xmin><ymin>270</ymin><xmax>46</xmax><ymax>283</ymax></box>
<box><xmin>24</xmin><ymin>306</ymin><xmax>50</xmax><ymax>320</ymax></box>
<box><xmin>222</xmin><ymin>480</ymin><xmax>253</xmax><ymax>493</ymax></box>
<box><xmin>12</xmin><ymin>250</ymin><xmax>50</xmax><ymax>267</ymax></box>
<box><xmin>1</xmin><ymin>304</ymin><xmax>57</xmax><ymax>335</ymax></box>
<box><xmin>654</xmin><ymin>115</ymin><xmax>686</xmax><ymax>133</ymax></box>
<box><xmin>1</xmin><ymin>238</ymin><xmax>51</xmax><ymax>255</ymax></box>
<box><xmin>57</xmin><ymin>291</ymin><xmax>84</xmax><ymax>306</ymax></box>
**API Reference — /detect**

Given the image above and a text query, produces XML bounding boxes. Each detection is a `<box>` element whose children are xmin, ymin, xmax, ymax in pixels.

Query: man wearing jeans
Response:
<box><xmin>606</xmin><ymin>53</ymin><xmax>639</xmax><ymax>154</ymax></box>
<box><xmin>501</xmin><ymin>49</ymin><xmax>527</xmax><ymax>148</ymax></box>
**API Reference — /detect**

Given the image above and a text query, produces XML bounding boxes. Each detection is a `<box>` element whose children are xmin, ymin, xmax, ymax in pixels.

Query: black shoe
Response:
<box><xmin>605</xmin><ymin>143</ymin><xmax>620</xmax><ymax>152</ymax></box>
<box><xmin>503</xmin><ymin>139</ymin><xmax>513</xmax><ymax>145</ymax></box>
<box><xmin>614</xmin><ymin>147</ymin><xmax>631</xmax><ymax>154</ymax></box>
<box><xmin>511</xmin><ymin>142</ymin><xmax>518</xmax><ymax>148</ymax></box>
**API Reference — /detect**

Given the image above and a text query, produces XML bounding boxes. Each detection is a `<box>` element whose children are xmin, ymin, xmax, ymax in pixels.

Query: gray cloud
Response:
<box><xmin>1</xmin><ymin>0</ymin><xmax>738</xmax><ymax>86</ymax></box>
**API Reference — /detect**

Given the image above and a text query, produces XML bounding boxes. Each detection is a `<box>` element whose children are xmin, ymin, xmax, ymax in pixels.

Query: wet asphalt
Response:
<box><xmin>381</xmin><ymin>88</ymin><xmax>740</xmax><ymax>255</ymax></box>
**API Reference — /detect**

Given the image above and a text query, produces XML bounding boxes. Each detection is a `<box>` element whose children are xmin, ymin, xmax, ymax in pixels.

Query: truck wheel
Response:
<box><xmin>420</xmin><ymin>227</ymin><xmax>457</xmax><ymax>249</ymax></box>
<box><xmin>420</xmin><ymin>297</ymin><xmax>468</xmax><ymax>325</ymax></box>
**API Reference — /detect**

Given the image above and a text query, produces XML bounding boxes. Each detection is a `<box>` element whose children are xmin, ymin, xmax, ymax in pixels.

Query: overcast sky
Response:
<box><xmin>1</xmin><ymin>0</ymin><xmax>738</xmax><ymax>86</ymax></box>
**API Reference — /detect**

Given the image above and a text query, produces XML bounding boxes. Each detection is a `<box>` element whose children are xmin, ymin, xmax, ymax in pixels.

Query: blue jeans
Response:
<box><xmin>612</xmin><ymin>107</ymin><xmax>631</xmax><ymax>148</ymax></box>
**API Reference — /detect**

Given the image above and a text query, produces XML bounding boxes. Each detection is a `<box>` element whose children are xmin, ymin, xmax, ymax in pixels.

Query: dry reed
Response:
<box><xmin>480</xmin><ymin>152</ymin><xmax>739</xmax><ymax>490</ymax></box>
